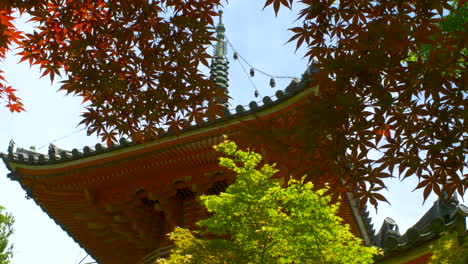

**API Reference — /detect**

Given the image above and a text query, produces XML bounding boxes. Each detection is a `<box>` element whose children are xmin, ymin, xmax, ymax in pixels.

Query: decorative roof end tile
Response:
<box><xmin>248</xmin><ymin>101</ymin><xmax>258</xmax><ymax>111</ymax></box>
<box><xmin>262</xmin><ymin>96</ymin><xmax>273</xmax><ymax>105</ymax></box>
<box><xmin>374</xmin><ymin>194</ymin><xmax>468</xmax><ymax>256</ymax></box>
<box><xmin>235</xmin><ymin>105</ymin><xmax>245</xmax><ymax>114</ymax></box>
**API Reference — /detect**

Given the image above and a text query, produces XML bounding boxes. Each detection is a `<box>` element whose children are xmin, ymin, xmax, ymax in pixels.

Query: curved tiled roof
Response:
<box><xmin>1</xmin><ymin>65</ymin><xmax>319</xmax><ymax>168</ymax></box>
<box><xmin>5</xmin><ymin>60</ymin><xmax>465</xmax><ymax>263</ymax></box>
<box><xmin>373</xmin><ymin>194</ymin><xmax>468</xmax><ymax>261</ymax></box>
<box><xmin>1</xmin><ymin>65</ymin><xmax>334</xmax><ymax>264</ymax></box>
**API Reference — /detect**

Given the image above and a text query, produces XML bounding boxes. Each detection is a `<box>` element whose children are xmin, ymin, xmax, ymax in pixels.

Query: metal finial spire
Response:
<box><xmin>215</xmin><ymin>10</ymin><xmax>226</xmax><ymax>57</ymax></box>
<box><xmin>210</xmin><ymin>10</ymin><xmax>229</xmax><ymax>102</ymax></box>
<box><xmin>219</xmin><ymin>10</ymin><xmax>223</xmax><ymax>23</ymax></box>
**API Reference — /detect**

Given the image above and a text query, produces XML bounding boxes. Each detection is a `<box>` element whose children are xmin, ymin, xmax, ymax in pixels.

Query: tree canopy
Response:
<box><xmin>0</xmin><ymin>206</ymin><xmax>13</xmax><ymax>264</ymax></box>
<box><xmin>0</xmin><ymin>0</ymin><xmax>466</xmax><ymax>205</ymax></box>
<box><xmin>157</xmin><ymin>139</ymin><xmax>381</xmax><ymax>264</ymax></box>
<box><xmin>1</xmin><ymin>0</ymin><xmax>226</xmax><ymax>143</ymax></box>
<box><xmin>428</xmin><ymin>232</ymin><xmax>468</xmax><ymax>264</ymax></box>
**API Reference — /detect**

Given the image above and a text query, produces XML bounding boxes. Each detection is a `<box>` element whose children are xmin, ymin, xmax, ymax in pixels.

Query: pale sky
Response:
<box><xmin>0</xmin><ymin>1</ymin><xmax>464</xmax><ymax>264</ymax></box>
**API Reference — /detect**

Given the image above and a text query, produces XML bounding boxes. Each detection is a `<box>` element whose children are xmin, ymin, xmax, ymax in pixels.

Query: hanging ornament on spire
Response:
<box><xmin>233</xmin><ymin>52</ymin><xmax>238</xmax><ymax>60</ymax></box>
<box><xmin>254</xmin><ymin>89</ymin><xmax>259</xmax><ymax>98</ymax></box>
<box><xmin>270</xmin><ymin>77</ymin><xmax>276</xmax><ymax>88</ymax></box>
<box><xmin>250</xmin><ymin>68</ymin><xmax>255</xmax><ymax>77</ymax></box>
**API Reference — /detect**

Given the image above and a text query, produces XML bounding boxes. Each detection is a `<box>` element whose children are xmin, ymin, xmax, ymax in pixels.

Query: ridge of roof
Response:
<box><xmin>374</xmin><ymin>193</ymin><xmax>468</xmax><ymax>258</ymax></box>
<box><xmin>361</xmin><ymin>205</ymin><xmax>377</xmax><ymax>244</ymax></box>
<box><xmin>1</xmin><ymin>65</ymin><xmax>319</xmax><ymax>168</ymax></box>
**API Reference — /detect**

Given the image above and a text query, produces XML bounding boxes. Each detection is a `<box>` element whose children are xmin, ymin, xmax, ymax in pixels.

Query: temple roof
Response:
<box><xmin>373</xmin><ymin>194</ymin><xmax>468</xmax><ymax>262</ymax></box>
<box><xmin>1</xmin><ymin>65</ymin><xmax>335</xmax><ymax>264</ymax></box>
<box><xmin>2</xmin><ymin>65</ymin><xmax>318</xmax><ymax>168</ymax></box>
<box><xmin>4</xmin><ymin>55</ymin><xmax>465</xmax><ymax>262</ymax></box>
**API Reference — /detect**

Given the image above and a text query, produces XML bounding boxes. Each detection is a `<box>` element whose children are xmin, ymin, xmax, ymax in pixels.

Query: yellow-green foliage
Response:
<box><xmin>428</xmin><ymin>232</ymin><xmax>468</xmax><ymax>264</ymax></box>
<box><xmin>0</xmin><ymin>206</ymin><xmax>13</xmax><ymax>264</ymax></box>
<box><xmin>158</xmin><ymin>139</ymin><xmax>381</xmax><ymax>264</ymax></box>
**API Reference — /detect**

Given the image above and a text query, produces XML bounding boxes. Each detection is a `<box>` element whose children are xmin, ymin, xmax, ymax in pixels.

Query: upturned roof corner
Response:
<box><xmin>374</xmin><ymin>193</ymin><xmax>468</xmax><ymax>262</ymax></box>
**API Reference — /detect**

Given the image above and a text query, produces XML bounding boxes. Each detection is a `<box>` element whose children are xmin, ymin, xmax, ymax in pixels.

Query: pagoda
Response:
<box><xmin>2</xmin><ymin>13</ymin><xmax>466</xmax><ymax>264</ymax></box>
